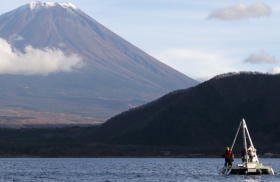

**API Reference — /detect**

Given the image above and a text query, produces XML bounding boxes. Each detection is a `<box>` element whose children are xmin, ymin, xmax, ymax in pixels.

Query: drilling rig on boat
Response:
<box><xmin>219</xmin><ymin>118</ymin><xmax>274</xmax><ymax>175</ymax></box>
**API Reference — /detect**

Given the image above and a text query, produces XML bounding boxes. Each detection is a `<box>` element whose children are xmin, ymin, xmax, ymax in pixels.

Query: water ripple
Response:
<box><xmin>0</xmin><ymin>158</ymin><xmax>279</xmax><ymax>181</ymax></box>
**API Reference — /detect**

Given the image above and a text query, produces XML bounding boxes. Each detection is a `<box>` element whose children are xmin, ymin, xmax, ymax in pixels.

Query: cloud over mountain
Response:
<box><xmin>244</xmin><ymin>50</ymin><xmax>278</xmax><ymax>64</ymax></box>
<box><xmin>208</xmin><ymin>2</ymin><xmax>271</xmax><ymax>21</ymax></box>
<box><xmin>270</xmin><ymin>67</ymin><xmax>280</xmax><ymax>74</ymax></box>
<box><xmin>0</xmin><ymin>38</ymin><xmax>83</xmax><ymax>75</ymax></box>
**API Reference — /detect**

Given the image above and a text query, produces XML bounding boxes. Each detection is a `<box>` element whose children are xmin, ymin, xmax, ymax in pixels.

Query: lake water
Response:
<box><xmin>0</xmin><ymin>158</ymin><xmax>279</xmax><ymax>181</ymax></box>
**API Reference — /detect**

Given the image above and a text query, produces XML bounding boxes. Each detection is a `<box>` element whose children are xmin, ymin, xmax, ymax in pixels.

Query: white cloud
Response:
<box><xmin>11</xmin><ymin>34</ymin><xmax>24</xmax><ymax>41</ymax></box>
<box><xmin>154</xmin><ymin>48</ymin><xmax>237</xmax><ymax>81</ymax></box>
<box><xmin>269</xmin><ymin>67</ymin><xmax>280</xmax><ymax>74</ymax></box>
<box><xmin>208</xmin><ymin>2</ymin><xmax>272</xmax><ymax>21</ymax></box>
<box><xmin>0</xmin><ymin>38</ymin><xmax>84</xmax><ymax>75</ymax></box>
<box><xmin>244</xmin><ymin>50</ymin><xmax>278</xmax><ymax>64</ymax></box>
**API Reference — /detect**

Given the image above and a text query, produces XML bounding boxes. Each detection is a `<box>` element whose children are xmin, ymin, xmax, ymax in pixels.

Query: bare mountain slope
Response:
<box><xmin>0</xmin><ymin>1</ymin><xmax>198</xmax><ymax>127</ymax></box>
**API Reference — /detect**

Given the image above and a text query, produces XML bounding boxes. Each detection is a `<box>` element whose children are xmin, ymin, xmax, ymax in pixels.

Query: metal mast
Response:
<box><xmin>242</xmin><ymin>119</ymin><xmax>248</xmax><ymax>163</ymax></box>
<box><xmin>242</xmin><ymin>119</ymin><xmax>259</xmax><ymax>164</ymax></box>
<box><xmin>231</xmin><ymin>118</ymin><xmax>259</xmax><ymax>164</ymax></box>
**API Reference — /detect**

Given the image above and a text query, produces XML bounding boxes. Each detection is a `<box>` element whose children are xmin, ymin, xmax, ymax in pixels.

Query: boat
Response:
<box><xmin>219</xmin><ymin>118</ymin><xmax>274</xmax><ymax>175</ymax></box>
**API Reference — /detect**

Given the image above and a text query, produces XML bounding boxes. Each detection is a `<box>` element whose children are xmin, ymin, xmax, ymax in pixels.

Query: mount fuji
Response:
<box><xmin>0</xmin><ymin>1</ymin><xmax>198</xmax><ymax>127</ymax></box>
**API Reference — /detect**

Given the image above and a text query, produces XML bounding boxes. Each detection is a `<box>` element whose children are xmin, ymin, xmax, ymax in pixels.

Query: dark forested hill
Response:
<box><xmin>94</xmin><ymin>72</ymin><xmax>280</xmax><ymax>154</ymax></box>
<box><xmin>1</xmin><ymin>72</ymin><xmax>280</xmax><ymax>157</ymax></box>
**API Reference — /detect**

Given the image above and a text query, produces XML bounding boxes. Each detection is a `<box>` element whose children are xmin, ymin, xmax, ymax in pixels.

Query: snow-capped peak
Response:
<box><xmin>29</xmin><ymin>1</ymin><xmax>78</xmax><ymax>11</ymax></box>
<box><xmin>59</xmin><ymin>3</ymin><xmax>78</xmax><ymax>10</ymax></box>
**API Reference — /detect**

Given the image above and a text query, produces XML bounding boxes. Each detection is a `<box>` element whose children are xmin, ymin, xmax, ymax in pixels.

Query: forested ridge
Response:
<box><xmin>1</xmin><ymin>72</ymin><xmax>280</xmax><ymax>157</ymax></box>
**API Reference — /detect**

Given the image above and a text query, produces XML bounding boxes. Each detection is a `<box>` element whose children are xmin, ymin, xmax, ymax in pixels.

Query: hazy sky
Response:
<box><xmin>0</xmin><ymin>0</ymin><xmax>279</xmax><ymax>81</ymax></box>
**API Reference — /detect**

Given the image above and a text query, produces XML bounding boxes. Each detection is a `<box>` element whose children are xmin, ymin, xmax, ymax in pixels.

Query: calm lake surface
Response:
<box><xmin>0</xmin><ymin>158</ymin><xmax>279</xmax><ymax>182</ymax></box>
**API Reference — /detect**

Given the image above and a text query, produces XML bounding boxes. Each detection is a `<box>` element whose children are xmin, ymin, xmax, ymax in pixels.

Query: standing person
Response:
<box><xmin>241</xmin><ymin>145</ymin><xmax>246</xmax><ymax>162</ymax></box>
<box><xmin>224</xmin><ymin>147</ymin><xmax>232</xmax><ymax>167</ymax></box>
<box><xmin>247</xmin><ymin>144</ymin><xmax>254</xmax><ymax>162</ymax></box>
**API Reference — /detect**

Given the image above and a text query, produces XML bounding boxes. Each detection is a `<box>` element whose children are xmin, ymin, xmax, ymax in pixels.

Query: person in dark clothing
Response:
<box><xmin>224</xmin><ymin>147</ymin><xmax>232</xmax><ymax>167</ymax></box>
<box><xmin>241</xmin><ymin>145</ymin><xmax>246</xmax><ymax>162</ymax></box>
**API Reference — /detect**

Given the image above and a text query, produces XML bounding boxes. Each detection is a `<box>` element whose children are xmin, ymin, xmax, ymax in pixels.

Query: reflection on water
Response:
<box><xmin>0</xmin><ymin>158</ymin><xmax>279</xmax><ymax>182</ymax></box>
